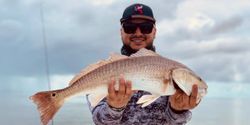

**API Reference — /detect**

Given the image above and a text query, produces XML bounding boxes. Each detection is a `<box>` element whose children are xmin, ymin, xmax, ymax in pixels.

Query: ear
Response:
<box><xmin>120</xmin><ymin>28</ymin><xmax>123</xmax><ymax>35</ymax></box>
<box><xmin>120</xmin><ymin>27</ymin><xmax>127</xmax><ymax>40</ymax></box>
<box><xmin>153</xmin><ymin>27</ymin><xmax>157</xmax><ymax>38</ymax></box>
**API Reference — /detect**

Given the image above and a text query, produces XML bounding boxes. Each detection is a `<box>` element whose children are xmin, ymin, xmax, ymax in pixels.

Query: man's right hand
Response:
<box><xmin>107</xmin><ymin>76</ymin><xmax>133</xmax><ymax>108</ymax></box>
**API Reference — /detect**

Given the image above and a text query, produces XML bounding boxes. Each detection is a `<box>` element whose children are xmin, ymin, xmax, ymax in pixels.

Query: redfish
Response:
<box><xmin>30</xmin><ymin>48</ymin><xmax>208</xmax><ymax>125</ymax></box>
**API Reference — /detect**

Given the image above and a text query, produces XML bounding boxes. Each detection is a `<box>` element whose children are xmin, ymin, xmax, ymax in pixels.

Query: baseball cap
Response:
<box><xmin>120</xmin><ymin>3</ymin><xmax>156</xmax><ymax>24</ymax></box>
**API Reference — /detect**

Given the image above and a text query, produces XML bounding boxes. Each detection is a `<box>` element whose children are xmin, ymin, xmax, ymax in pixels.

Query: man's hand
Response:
<box><xmin>107</xmin><ymin>76</ymin><xmax>134</xmax><ymax>108</ymax></box>
<box><xmin>169</xmin><ymin>84</ymin><xmax>199</xmax><ymax>111</ymax></box>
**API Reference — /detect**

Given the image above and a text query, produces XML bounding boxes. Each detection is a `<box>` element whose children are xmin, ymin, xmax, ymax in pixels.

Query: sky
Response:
<box><xmin>0</xmin><ymin>0</ymin><xmax>250</xmax><ymax>98</ymax></box>
<box><xmin>0</xmin><ymin>0</ymin><xmax>250</xmax><ymax>125</ymax></box>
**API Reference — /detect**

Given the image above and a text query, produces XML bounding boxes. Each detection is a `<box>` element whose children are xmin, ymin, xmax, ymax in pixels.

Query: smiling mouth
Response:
<box><xmin>131</xmin><ymin>39</ymin><xmax>145</xmax><ymax>43</ymax></box>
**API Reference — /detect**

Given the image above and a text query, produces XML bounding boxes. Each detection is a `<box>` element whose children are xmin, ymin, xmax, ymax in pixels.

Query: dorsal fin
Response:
<box><xmin>109</xmin><ymin>52</ymin><xmax>128</xmax><ymax>61</ymax></box>
<box><xmin>69</xmin><ymin>53</ymin><xmax>128</xmax><ymax>86</ymax></box>
<box><xmin>130</xmin><ymin>48</ymin><xmax>160</xmax><ymax>57</ymax></box>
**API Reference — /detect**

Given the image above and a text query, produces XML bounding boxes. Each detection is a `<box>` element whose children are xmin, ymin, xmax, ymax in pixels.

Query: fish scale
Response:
<box><xmin>30</xmin><ymin>48</ymin><xmax>207</xmax><ymax>125</ymax></box>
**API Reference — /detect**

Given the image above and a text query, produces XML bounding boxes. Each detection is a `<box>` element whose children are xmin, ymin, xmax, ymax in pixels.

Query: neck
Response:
<box><xmin>121</xmin><ymin>44</ymin><xmax>156</xmax><ymax>56</ymax></box>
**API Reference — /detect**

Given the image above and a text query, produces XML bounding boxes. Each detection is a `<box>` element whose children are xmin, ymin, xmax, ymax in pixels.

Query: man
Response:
<box><xmin>87</xmin><ymin>3</ymin><xmax>199</xmax><ymax>125</ymax></box>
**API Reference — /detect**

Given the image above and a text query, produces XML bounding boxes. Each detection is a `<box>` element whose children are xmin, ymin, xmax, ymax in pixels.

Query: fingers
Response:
<box><xmin>171</xmin><ymin>90</ymin><xmax>189</xmax><ymax>110</ymax></box>
<box><xmin>118</xmin><ymin>76</ymin><xmax>126</xmax><ymax>96</ymax></box>
<box><xmin>108</xmin><ymin>76</ymin><xmax>134</xmax><ymax>98</ymax></box>
<box><xmin>125</xmin><ymin>80</ymin><xmax>133</xmax><ymax>97</ymax></box>
<box><xmin>107</xmin><ymin>76</ymin><xmax>134</xmax><ymax>108</ymax></box>
<box><xmin>119</xmin><ymin>76</ymin><xmax>133</xmax><ymax>98</ymax></box>
<box><xmin>108</xmin><ymin>78</ymin><xmax>116</xmax><ymax>98</ymax></box>
<box><xmin>170</xmin><ymin>84</ymin><xmax>200</xmax><ymax>111</ymax></box>
<box><xmin>189</xmin><ymin>84</ymin><xmax>198</xmax><ymax>108</ymax></box>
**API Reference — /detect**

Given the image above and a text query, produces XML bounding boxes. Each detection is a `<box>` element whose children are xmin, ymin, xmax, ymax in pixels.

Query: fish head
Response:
<box><xmin>171</xmin><ymin>68</ymin><xmax>208</xmax><ymax>101</ymax></box>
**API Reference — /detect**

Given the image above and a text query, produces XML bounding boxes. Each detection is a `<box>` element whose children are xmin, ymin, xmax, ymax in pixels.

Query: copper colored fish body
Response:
<box><xmin>30</xmin><ymin>48</ymin><xmax>208</xmax><ymax>125</ymax></box>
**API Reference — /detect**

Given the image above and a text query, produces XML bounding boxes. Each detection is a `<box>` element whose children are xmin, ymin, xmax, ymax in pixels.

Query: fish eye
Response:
<box><xmin>52</xmin><ymin>93</ymin><xmax>56</xmax><ymax>97</ymax></box>
<box><xmin>198</xmin><ymin>77</ymin><xmax>202</xmax><ymax>82</ymax></box>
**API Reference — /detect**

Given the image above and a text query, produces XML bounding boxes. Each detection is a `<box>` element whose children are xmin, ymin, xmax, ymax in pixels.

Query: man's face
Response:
<box><xmin>120</xmin><ymin>19</ymin><xmax>156</xmax><ymax>51</ymax></box>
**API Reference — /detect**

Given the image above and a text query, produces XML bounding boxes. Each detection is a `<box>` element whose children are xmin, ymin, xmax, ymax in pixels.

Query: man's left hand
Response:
<box><xmin>169</xmin><ymin>84</ymin><xmax>199</xmax><ymax>111</ymax></box>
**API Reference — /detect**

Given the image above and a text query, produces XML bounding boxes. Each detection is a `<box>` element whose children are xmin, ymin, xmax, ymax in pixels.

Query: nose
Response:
<box><xmin>134</xmin><ymin>27</ymin><xmax>143</xmax><ymax>36</ymax></box>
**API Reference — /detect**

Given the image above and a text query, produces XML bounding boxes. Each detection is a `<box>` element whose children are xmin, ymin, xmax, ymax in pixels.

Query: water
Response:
<box><xmin>189</xmin><ymin>98</ymin><xmax>250</xmax><ymax>125</ymax></box>
<box><xmin>0</xmin><ymin>81</ymin><xmax>249</xmax><ymax>125</ymax></box>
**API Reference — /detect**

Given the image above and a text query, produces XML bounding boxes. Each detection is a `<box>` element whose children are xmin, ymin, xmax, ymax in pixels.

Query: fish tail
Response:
<box><xmin>30</xmin><ymin>90</ymin><xmax>64</xmax><ymax>125</ymax></box>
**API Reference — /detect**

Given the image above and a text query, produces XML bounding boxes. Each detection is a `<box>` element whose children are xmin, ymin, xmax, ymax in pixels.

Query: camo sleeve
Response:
<box><xmin>166</xmin><ymin>102</ymin><xmax>192</xmax><ymax>124</ymax></box>
<box><xmin>87</xmin><ymin>91</ymin><xmax>192</xmax><ymax>125</ymax></box>
<box><xmin>87</xmin><ymin>97</ymin><xmax>124</xmax><ymax>125</ymax></box>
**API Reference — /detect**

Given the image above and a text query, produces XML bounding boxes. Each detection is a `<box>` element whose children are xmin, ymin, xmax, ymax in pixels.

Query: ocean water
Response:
<box><xmin>189</xmin><ymin>98</ymin><xmax>250</xmax><ymax>125</ymax></box>
<box><xmin>0</xmin><ymin>82</ymin><xmax>249</xmax><ymax>125</ymax></box>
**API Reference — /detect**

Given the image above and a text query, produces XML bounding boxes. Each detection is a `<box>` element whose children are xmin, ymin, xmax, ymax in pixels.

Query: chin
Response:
<box><xmin>131</xmin><ymin>45</ymin><xmax>146</xmax><ymax>50</ymax></box>
<box><xmin>132</xmin><ymin>47</ymin><xmax>144</xmax><ymax>51</ymax></box>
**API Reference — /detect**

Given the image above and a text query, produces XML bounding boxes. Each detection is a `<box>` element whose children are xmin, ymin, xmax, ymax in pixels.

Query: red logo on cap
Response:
<box><xmin>135</xmin><ymin>5</ymin><xmax>143</xmax><ymax>14</ymax></box>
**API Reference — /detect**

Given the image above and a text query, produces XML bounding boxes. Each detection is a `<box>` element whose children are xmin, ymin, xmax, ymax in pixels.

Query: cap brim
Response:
<box><xmin>131</xmin><ymin>15</ymin><xmax>155</xmax><ymax>21</ymax></box>
<box><xmin>120</xmin><ymin>15</ymin><xmax>155</xmax><ymax>23</ymax></box>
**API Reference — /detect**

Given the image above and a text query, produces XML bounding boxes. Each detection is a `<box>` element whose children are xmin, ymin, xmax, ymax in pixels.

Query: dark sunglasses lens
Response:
<box><xmin>123</xmin><ymin>22</ymin><xmax>154</xmax><ymax>34</ymax></box>
<box><xmin>123</xmin><ymin>23</ymin><xmax>137</xmax><ymax>34</ymax></box>
<box><xmin>140</xmin><ymin>23</ymin><xmax>154</xmax><ymax>34</ymax></box>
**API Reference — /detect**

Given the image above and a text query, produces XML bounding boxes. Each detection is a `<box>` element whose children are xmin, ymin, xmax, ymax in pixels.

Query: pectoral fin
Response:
<box><xmin>162</xmin><ymin>71</ymin><xmax>176</xmax><ymax>95</ymax></box>
<box><xmin>136</xmin><ymin>95</ymin><xmax>160</xmax><ymax>107</ymax></box>
<box><xmin>172</xmin><ymin>68</ymin><xmax>196</xmax><ymax>96</ymax></box>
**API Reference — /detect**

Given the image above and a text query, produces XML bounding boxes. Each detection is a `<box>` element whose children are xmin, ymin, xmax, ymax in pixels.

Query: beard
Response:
<box><xmin>120</xmin><ymin>43</ymin><xmax>156</xmax><ymax>56</ymax></box>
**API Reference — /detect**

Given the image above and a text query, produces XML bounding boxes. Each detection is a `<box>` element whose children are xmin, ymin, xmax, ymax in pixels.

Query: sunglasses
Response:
<box><xmin>122</xmin><ymin>22</ymin><xmax>154</xmax><ymax>34</ymax></box>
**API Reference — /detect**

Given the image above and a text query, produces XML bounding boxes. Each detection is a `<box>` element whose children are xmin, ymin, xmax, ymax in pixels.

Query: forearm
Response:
<box><xmin>166</xmin><ymin>101</ymin><xmax>192</xmax><ymax>125</ymax></box>
<box><xmin>90</xmin><ymin>99</ymin><xmax>125</xmax><ymax>125</ymax></box>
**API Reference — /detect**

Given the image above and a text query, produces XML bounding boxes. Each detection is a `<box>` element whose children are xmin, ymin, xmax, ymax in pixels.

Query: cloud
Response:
<box><xmin>155</xmin><ymin>0</ymin><xmax>250</xmax><ymax>83</ymax></box>
<box><xmin>210</xmin><ymin>16</ymin><xmax>243</xmax><ymax>34</ymax></box>
<box><xmin>0</xmin><ymin>0</ymin><xmax>249</xmax><ymax>84</ymax></box>
<box><xmin>176</xmin><ymin>0</ymin><xmax>250</xmax><ymax>19</ymax></box>
<box><xmin>157</xmin><ymin>36</ymin><xmax>250</xmax><ymax>83</ymax></box>
<box><xmin>0</xmin><ymin>0</ymin><xmax>123</xmax><ymax>77</ymax></box>
<box><xmin>89</xmin><ymin>0</ymin><xmax>117</xmax><ymax>6</ymax></box>
<box><xmin>157</xmin><ymin>0</ymin><xmax>250</xmax><ymax>40</ymax></box>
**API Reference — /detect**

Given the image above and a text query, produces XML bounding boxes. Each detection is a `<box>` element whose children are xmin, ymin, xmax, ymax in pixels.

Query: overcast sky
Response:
<box><xmin>1</xmin><ymin>0</ymin><xmax>250</xmax><ymax>92</ymax></box>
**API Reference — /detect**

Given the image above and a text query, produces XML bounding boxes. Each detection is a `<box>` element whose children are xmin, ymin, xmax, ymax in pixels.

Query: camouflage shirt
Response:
<box><xmin>87</xmin><ymin>91</ymin><xmax>192</xmax><ymax>125</ymax></box>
